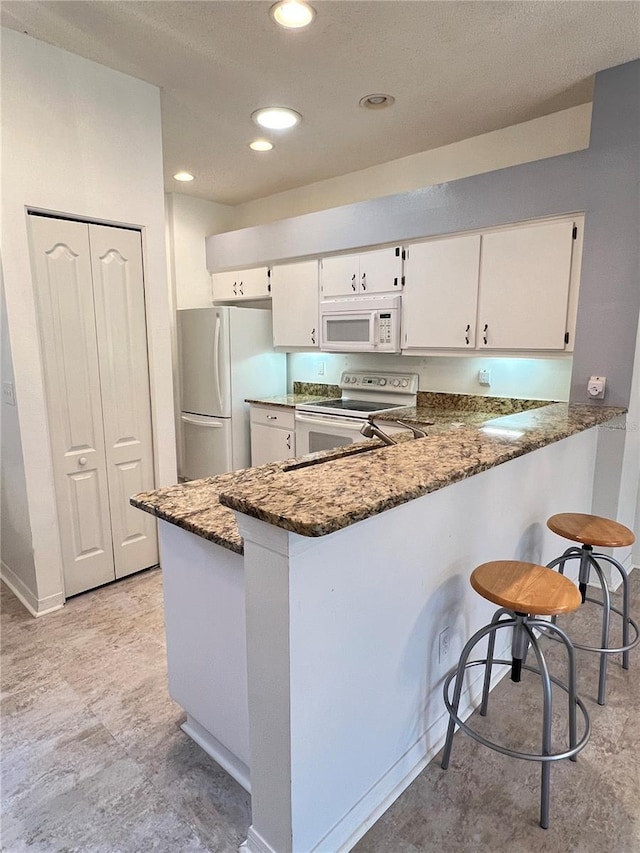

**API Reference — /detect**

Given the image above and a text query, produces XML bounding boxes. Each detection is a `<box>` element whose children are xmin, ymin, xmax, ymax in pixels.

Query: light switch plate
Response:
<box><xmin>2</xmin><ymin>381</ymin><xmax>16</xmax><ymax>406</ymax></box>
<box><xmin>478</xmin><ymin>369</ymin><xmax>492</xmax><ymax>386</ymax></box>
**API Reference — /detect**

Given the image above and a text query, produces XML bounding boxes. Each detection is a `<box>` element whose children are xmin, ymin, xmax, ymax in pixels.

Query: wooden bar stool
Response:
<box><xmin>546</xmin><ymin>513</ymin><xmax>638</xmax><ymax>705</ymax></box>
<box><xmin>441</xmin><ymin>560</ymin><xmax>590</xmax><ymax>830</ymax></box>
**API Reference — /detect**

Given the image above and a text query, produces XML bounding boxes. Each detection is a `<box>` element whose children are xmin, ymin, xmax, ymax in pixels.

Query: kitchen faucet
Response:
<box><xmin>360</xmin><ymin>418</ymin><xmax>429</xmax><ymax>445</ymax></box>
<box><xmin>360</xmin><ymin>419</ymin><xmax>397</xmax><ymax>445</ymax></box>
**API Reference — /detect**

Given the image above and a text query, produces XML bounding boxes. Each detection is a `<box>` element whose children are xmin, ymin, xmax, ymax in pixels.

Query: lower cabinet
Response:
<box><xmin>250</xmin><ymin>405</ymin><xmax>296</xmax><ymax>466</ymax></box>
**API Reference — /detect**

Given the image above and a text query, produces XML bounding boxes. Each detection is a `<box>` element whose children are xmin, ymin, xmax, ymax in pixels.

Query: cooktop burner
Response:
<box><xmin>304</xmin><ymin>399</ymin><xmax>406</xmax><ymax>414</ymax></box>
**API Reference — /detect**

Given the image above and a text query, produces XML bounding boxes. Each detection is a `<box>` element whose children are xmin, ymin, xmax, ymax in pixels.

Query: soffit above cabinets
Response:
<box><xmin>2</xmin><ymin>1</ymin><xmax>639</xmax><ymax>205</ymax></box>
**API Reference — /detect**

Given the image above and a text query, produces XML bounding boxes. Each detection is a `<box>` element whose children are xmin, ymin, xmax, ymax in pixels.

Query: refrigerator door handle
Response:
<box><xmin>213</xmin><ymin>313</ymin><xmax>224</xmax><ymax>414</ymax></box>
<box><xmin>181</xmin><ymin>414</ymin><xmax>226</xmax><ymax>427</ymax></box>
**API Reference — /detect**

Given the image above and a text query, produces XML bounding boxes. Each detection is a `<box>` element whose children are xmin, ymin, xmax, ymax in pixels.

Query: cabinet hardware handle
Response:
<box><xmin>361</xmin><ymin>273</ymin><xmax>366</xmax><ymax>291</ymax></box>
<box><xmin>483</xmin><ymin>324</ymin><xmax>488</xmax><ymax>345</ymax></box>
<box><xmin>233</xmin><ymin>282</ymin><xmax>237</xmax><ymax>295</ymax></box>
<box><xmin>311</xmin><ymin>328</ymin><xmax>316</xmax><ymax>344</ymax></box>
<box><xmin>351</xmin><ymin>274</ymin><xmax>357</xmax><ymax>291</ymax></box>
<box><xmin>78</xmin><ymin>456</ymin><xmax>88</xmax><ymax>466</ymax></box>
<box><xmin>286</xmin><ymin>434</ymin><xmax>291</xmax><ymax>449</ymax></box>
<box><xmin>393</xmin><ymin>277</ymin><xmax>398</xmax><ymax>286</ymax></box>
<box><xmin>267</xmin><ymin>415</ymin><xmax>277</xmax><ymax>420</ymax></box>
<box><xmin>239</xmin><ymin>281</ymin><xmax>244</xmax><ymax>295</ymax></box>
<box><xmin>465</xmin><ymin>324</ymin><xmax>471</xmax><ymax>345</ymax></box>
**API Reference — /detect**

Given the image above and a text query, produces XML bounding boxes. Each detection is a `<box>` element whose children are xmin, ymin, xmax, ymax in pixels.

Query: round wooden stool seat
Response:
<box><xmin>471</xmin><ymin>560</ymin><xmax>581</xmax><ymax>616</ymax></box>
<box><xmin>547</xmin><ymin>513</ymin><xmax>635</xmax><ymax>548</ymax></box>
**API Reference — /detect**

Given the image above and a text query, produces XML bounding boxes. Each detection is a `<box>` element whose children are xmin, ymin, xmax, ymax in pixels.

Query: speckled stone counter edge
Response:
<box><xmin>132</xmin><ymin>403</ymin><xmax>625</xmax><ymax>553</ymax></box>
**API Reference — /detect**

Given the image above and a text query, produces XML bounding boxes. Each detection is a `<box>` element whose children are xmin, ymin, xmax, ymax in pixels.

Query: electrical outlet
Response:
<box><xmin>2</xmin><ymin>381</ymin><xmax>16</xmax><ymax>406</ymax></box>
<box><xmin>478</xmin><ymin>369</ymin><xmax>491</xmax><ymax>386</ymax></box>
<box><xmin>587</xmin><ymin>376</ymin><xmax>606</xmax><ymax>399</ymax></box>
<box><xmin>438</xmin><ymin>627</ymin><xmax>450</xmax><ymax>664</ymax></box>
<box><xmin>318</xmin><ymin>360</ymin><xmax>325</xmax><ymax>376</ymax></box>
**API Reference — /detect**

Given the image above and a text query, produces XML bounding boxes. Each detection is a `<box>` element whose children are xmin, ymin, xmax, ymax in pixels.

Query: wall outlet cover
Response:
<box><xmin>478</xmin><ymin>369</ymin><xmax>492</xmax><ymax>386</ymax></box>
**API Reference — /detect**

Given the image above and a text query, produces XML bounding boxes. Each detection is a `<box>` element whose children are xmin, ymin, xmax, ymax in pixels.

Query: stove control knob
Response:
<box><xmin>392</xmin><ymin>379</ymin><xmax>400</xmax><ymax>387</ymax></box>
<box><xmin>379</xmin><ymin>378</ymin><xmax>387</xmax><ymax>386</ymax></box>
<box><xmin>401</xmin><ymin>379</ymin><xmax>409</xmax><ymax>388</ymax></box>
<box><xmin>345</xmin><ymin>376</ymin><xmax>352</xmax><ymax>383</ymax></box>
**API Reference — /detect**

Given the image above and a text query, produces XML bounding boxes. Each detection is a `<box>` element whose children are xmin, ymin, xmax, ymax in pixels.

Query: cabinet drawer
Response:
<box><xmin>250</xmin><ymin>406</ymin><xmax>295</xmax><ymax>430</ymax></box>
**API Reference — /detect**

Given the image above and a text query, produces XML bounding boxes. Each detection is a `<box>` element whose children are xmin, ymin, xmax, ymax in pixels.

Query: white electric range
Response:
<box><xmin>295</xmin><ymin>370</ymin><xmax>418</xmax><ymax>455</ymax></box>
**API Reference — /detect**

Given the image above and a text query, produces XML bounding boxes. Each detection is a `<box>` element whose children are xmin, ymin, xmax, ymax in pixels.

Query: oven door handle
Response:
<box><xmin>295</xmin><ymin>413</ymin><xmax>367</xmax><ymax>430</ymax></box>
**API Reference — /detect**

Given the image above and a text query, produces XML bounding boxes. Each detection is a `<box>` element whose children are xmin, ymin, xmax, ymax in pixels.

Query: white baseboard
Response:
<box><xmin>182</xmin><ymin>715</ymin><xmax>251</xmax><ymax>793</ymax></box>
<box><xmin>241</xmin><ymin>827</ymin><xmax>278</xmax><ymax>853</ymax></box>
<box><xmin>0</xmin><ymin>560</ymin><xmax>64</xmax><ymax>616</ymax></box>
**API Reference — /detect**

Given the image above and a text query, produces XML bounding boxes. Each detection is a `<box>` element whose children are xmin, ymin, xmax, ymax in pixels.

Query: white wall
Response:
<box><xmin>1</xmin><ymin>29</ymin><xmax>176</xmax><ymax>613</ymax></box>
<box><xmin>1</xmin><ymin>277</ymin><xmax>38</xmax><ymax>609</ymax></box>
<box><xmin>230</xmin><ymin>104</ymin><xmax>592</xmax><ymax>229</ymax></box>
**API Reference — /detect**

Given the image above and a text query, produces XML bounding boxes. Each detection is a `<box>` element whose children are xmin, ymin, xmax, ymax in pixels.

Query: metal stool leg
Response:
<box><xmin>442</xmin><ymin>618</ymin><xmax>516</xmax><ymax>769</ymax></box>
<box><xmin>591</xmin><ymin>551</ymin><xmax>633</xmax><ymax>669</ymax></box>
<box><xmin>524</xmin><ymin>626</ymin><xmax>553</xmax><ymax>829</ymax></box>
<box><xmin>585</xmin><ymin>553</ymin><xmax>612</xmax><ymax>705</ymax></box>
<box><xmin>480</xmin><ymin>608</ymin><xmax>511</xmax><ymax>717</ymax></box>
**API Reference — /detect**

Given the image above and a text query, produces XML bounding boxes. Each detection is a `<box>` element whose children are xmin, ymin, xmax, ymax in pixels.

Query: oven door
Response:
<box><xmin>295</xmin><ymin>412</ymin><xmax>407</xmax><ymax>455</ymax></box>
<box><xmin>295</xmin><ymin>412</ymin><xmax>370</xmax><ymax>455</ymax></box>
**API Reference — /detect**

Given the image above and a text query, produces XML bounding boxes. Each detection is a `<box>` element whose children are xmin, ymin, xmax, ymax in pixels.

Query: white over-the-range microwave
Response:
<box><xmin>320</xmin><ymin>294</ymin><xmax>402</xmax><ymax>353</ymax></box>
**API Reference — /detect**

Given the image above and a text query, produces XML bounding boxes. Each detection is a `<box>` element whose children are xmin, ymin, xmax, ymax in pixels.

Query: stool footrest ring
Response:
<box><xmin>540</xmin><ymin>604</ymin><xmax>640</xmax><ymax>655</ymax></box>
<box><xmin>443</xmin><ymin>659</ymin><xmax>591</xmax><ymax>763</ymax></box>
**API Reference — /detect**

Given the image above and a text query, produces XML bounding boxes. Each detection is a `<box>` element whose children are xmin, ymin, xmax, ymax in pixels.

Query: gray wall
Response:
<box><xmin>207</xmin><ymin>61</ymin><xmax>640</xmax><ymax>409</ymax></box>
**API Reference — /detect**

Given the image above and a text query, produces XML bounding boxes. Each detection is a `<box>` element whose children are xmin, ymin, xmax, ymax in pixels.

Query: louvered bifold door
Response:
<box><xmin>29</xmin><ymin>216</ymin><xmax>116</xmax><ymax>596</ymax></box>
<box><xmin>88</xmin><ymin>224</ymin><xmax>158</xmax><ymax>579</ymax></box>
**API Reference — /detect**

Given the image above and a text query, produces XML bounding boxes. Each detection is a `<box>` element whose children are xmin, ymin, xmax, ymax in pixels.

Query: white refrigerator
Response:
<box><xmin>178</xmin><ymin>306</ymin><xmax>286</xmax><ymax>479</ymax></box>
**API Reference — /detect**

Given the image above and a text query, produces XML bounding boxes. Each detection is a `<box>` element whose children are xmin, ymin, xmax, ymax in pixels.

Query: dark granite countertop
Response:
<box><xmin>131</xmin><ymin>400</ymin><xmax>625</xmax><ymax>554</ymax></box>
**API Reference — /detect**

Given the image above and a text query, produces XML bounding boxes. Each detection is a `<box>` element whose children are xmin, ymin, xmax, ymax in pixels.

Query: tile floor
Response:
<box><xmin>1</xmin><ymin>567</ymin><xmax>638</xmax><ymax>852</ymax></box>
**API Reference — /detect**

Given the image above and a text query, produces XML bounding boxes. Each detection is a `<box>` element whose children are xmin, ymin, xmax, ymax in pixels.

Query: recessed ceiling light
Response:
<box><xmin>270</xmin><ymin>0</ymin><xmax>316</xmax><ymax>29</ymax></box>
<box><xmin>173</xmin><ymin>171</ymin><xmax>195</xmax><ymax>182</ymax></box>
<box><xmin>250</xmin><ymin>139</ymin><xmax>275</xmax><ymax>152</ymax></box>
<box><xmin>359</xmin><ymin>94</ymin><xmax>395</xmax><ymax>110</ymax></box>
<box><xmin>252</xmin><ymin>107</ymin><xmax>302</xmax><ymax>130</ymax></box>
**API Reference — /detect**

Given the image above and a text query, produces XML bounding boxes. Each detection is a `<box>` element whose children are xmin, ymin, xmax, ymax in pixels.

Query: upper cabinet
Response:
<box><xmin>321</xmin><ymin>247</ymin><xmax>404</xmax><ymax>297</ymax></box>
<box><xmin>212</xmin><ymin>266</ymin><xmax>270</xmax><ymax>301</ymax></box>
<box><xmin>476</xmin><ymin>220</ymin><xmax>575</xmax><ymax>350</ymax></box>
<box><xmin>402</xmin><ymin>234</ymin><xmax>481</xmax><ymax>350</ymax></box>
<box><xmin>402</xmin><ymin>218</ymin><xmax>580</xmax><ymax>354</ymax></box>
<box><xmin>271</xmin><ymin>260</ymin><xmax>319</xmax><ymax>348</ymax></box>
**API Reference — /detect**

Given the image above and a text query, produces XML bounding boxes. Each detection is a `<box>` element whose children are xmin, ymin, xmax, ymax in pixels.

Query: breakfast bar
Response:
<box><xmin>132</xmin><ymin>401</ymin><xmax>624</xmax><ymax>853</ymax></box>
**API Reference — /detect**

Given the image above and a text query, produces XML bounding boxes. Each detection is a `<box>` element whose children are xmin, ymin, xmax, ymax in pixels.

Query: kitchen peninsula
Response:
<box><xmin>133</xmin><ymin>399</ymin><xmax>625</xmax><ymax>853</ymax></box>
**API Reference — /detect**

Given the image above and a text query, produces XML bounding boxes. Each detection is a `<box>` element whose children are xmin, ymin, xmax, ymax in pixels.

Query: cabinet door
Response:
<box><xmin>402</xmin><ymin>235</ymin><xmax>480</xmax><ymax>349</ymax></box>
<box><xmin>271</xmin><ymin>260</ymin><xmax>319</xmax><ymax>347</ymax></box>
<box><xmin>320</xmin><ymin>254</ymin><xmax>360</xmax><ymax>297</ymax></box>
<box><xmin>359</xmin><ymin>247</ymin><xmax>404</xmax><ymax>294</ymax></box>
<box><xmin>251</xmin><ymin>423</ymin><xmax>295</xmax><ymax>466</ymax></box>
<box><xmin>212</xmin><ymin>270</ymin><xmax>241</xmax><ymax>300</ymax></box>
<box><xmin>237</xmin><ymin>266</ymin><xmax>270</xmax><ymax>299</ymax></box>
<box><xmin>478</xmin><ymin>221</ymin><xmax>574</xmax><ymax>350</ymax></box>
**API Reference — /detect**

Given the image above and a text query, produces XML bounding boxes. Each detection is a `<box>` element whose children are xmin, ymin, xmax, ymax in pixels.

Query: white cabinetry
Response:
<box><xmin>321</xmin><ymin>247</ymin><xmax>403</xmax><ymax>297</ymax></box>
<box><xmin>271</xmin><ymin>260</ymin><xmax>319</xmax><ymax>348</ymax></box>
<box><xmin>402</xmin><ymin>234</ymin><xmax>481</xmax><ymax>349</ymax></box>
<box><xmin>477</xmin><ymin>220</ymin><xmax>575</xmax><ymax>350</ymax></box>
<box><xmin>212</xmin><ymin>267</ymin><xmax>270</xmax><ymax>301</ymax></box>
<box><xmin>402</xmin><ymin>218</ymin><xmax>578</xmax><ymax>353</ymax></box>
<box><xmin>250</xmin><ymin>406</ymin><xmax>295</xmax><ymax>466</ymax></box>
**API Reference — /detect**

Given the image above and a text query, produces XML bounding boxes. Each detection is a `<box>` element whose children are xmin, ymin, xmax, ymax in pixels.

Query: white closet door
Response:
<box><xmin>89</xmin><ymin>225</ymin><xmax>158</xmax><ymax>579</ymax></box>
<box><xmin>29</xmin><ymin>216</ymin><xmax>115</xmax><ymax>596</ymax></box>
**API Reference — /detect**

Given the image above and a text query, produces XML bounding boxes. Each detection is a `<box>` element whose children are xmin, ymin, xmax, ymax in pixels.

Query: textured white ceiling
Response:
<box><xmin>2</xmin><ymin>1</ymin><xmax>639</xmax><ymax>205</ymax></box>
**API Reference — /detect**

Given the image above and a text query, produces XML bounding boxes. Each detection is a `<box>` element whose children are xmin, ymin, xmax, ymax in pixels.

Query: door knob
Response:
<box><xmin>78</xmin><ymin>456</ymin><xmax>88</xmax><ymax>466</ymax></box>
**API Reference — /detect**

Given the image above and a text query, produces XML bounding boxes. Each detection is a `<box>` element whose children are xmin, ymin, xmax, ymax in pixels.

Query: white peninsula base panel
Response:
<box><xmin>237</xmin><ymin>428</ymin><xmax>597</xmax><ymax>853</ymax></box>
<box><xmin>159</xmin><ymin>428</ymin><xmax>599</xmax><ymax>853</ymax></box>
<box><xmin>160</xmin><ymin>523</ymin><xmax>250</xmax><ymax>792</ymax></box>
